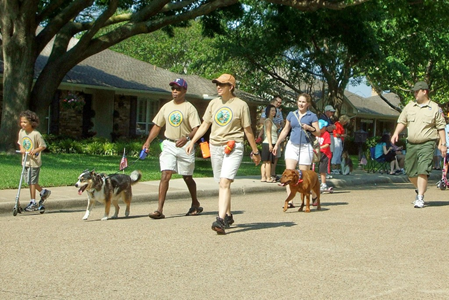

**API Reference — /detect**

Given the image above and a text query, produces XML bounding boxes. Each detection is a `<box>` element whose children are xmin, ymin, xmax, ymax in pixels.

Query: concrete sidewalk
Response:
<box><xmin>0</xmin><ymin>168</ymin><xmax>440</xmax><ymax>215</ymax></box>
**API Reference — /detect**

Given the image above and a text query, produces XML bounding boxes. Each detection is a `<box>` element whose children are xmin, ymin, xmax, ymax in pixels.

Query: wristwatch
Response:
<box><xmin>186</xmin><ymin>136</ymin><xmax>190</xmax><ymax>141</ymax></box>
<box><xmin>250</xmin><ymin>151</ymin><xmax>260</xmax><ymax>157</ymax></box>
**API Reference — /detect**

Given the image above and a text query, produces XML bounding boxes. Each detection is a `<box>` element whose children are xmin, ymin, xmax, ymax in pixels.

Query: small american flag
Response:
<box><xmin>119</xmin><ymin>149</ymin><xmax>128</xmax><ymax>171</ymax></box>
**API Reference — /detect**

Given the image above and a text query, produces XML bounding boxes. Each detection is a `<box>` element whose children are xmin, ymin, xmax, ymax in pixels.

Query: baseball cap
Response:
<box><xmin>324</xmin><ymin>105</ymin><xmax>336</xmax><ymax>112</ymax></box>
<box><xmin>169</xmin><ymin>78</ymin><xmax>188</xmax><ymax>89</ymax></box>
<box><xmin>411</xmin><ymin>81</ymin><xmax>429</xmax><ymax>91</ymax></box>
<box><xmin>212</xmin><ymin>74</ymin><xmax>236</xmax><ymax>87</ymax></box>
<box><xmin>319</xmin><ymin>119</ymin><xmax>328</xmax><ymax>130</ymax></box>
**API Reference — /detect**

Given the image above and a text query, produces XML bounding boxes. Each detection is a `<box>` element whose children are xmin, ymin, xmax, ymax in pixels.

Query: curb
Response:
<box><xmin>0</xmin><ymin>181</ymin><xmax>282</xmax><ymax>216</ymax></box>
<box><xmin>0</xmin><ymin>172</ymin><xmax>440</xmax><ymax>216</ymax></box>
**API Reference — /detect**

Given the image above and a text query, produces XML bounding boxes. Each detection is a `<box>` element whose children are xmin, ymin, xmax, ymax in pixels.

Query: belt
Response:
<box><xmin>165</xmin><ymin>138</ymin><xmax>178</xmax><ymax>143</ymax></box>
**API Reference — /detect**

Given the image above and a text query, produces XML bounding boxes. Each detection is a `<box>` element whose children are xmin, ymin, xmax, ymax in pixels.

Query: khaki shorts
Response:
<box><xmin>24</xmin><ymin>167</ymin><xmax>40</xmax><ymax>185</ymax></box>
<box><xmin>159</xmin><ymin>140</ymin><xmax>195</xmax><ymax>175</ymax></box>
<box><xmin>210</xmin><ymin>142</ymin><xmax>244</xmax><ymax>183</ymax></box>
<box><xmin>284</xmin><ymin>141</ymin><xmax>313</xmax><ymax>166</ymax></box>
<box><xmin>404</xmin><ymin>140</ymin><xmax>435</xmax><ymax>177</ymax></box>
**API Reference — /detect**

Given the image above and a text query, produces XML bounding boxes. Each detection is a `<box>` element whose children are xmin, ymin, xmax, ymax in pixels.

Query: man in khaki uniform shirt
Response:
<box><xmin>391</xmin><ymin>81</ymin><xmax>447</xmax><ymax>208</ymax></box>
<box><xmin>143</xmin><ymin>78</ymin><xmax>202</xmax><ymax>219</ymax></box>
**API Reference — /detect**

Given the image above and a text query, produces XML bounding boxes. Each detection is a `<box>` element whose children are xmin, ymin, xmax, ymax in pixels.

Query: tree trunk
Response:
<box><xmin>30</xmin><ymin>62</ymin><xmax>73</xmax><ymax>128</ymax></box>
<box><xmin>0</xmin><ymin>8</ymin><xmax>37</xmax><ymax>152</ymax></box>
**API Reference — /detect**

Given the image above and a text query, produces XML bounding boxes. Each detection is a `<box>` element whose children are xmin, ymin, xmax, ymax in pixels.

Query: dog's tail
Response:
<box><xmin>130</xmin><ymin>170</ymin><xmax>142</xmax><ymax>184</ymax></box>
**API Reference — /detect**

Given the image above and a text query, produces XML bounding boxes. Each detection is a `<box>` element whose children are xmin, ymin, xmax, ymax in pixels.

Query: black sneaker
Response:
<box><xmin>224</xmin><ymin>214</ymin><xmax>234</xmax><ymax>228</ymax></box>
<box><xmin>211</xmin><ymin>217</ymin><xmax>226</xmax><ymax>235</ymax></box>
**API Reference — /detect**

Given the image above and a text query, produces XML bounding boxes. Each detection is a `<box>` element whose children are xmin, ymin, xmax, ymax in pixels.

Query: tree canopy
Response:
<box><xmin>0</xmin><ymin>0</ymin><xmax>371</xmax><ymax>151</ymax></box>
<box><xmin>358</xmin><ymin>0</ymin><xmax>449</xmax><ymax>106</ymax></box>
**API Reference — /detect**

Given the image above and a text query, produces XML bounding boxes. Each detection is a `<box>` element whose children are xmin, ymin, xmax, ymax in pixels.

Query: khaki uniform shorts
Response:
<box><xmin>210</xmin><ymin>142</ymin><xmax>244</xmax><ymax>183</ymax></box>
<box><xmin>24</xmin><ymin>167</ymin><xmax>40</xmax><ymax>185</ymax></box>
<box><xmin>159</xmin><ymin>140</ymin><xmax>195</xmax><ymax>175</ymax></box>
<box><xmin>404</xmin><ymin>140</ymin><xmax>435</xmax><ymax>177</ymax></box>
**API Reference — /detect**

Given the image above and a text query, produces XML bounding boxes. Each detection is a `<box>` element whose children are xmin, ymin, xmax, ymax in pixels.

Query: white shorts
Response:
<box><xmin>159</xmin><ymin>140</ymin><xmax>195</xmax><ymax>175</ymax></box>
<box><xmin>284</xmin><ymin>141</ymin><xmax>313</xmax><ymax>166</ymax></box>
<box><xmin>331</xmin><ymin>137</ymin><xmax>343</xmax><ymax>164</ymax></box>
<box><xmin>210</xmin><ymin>142</ymin><xmax>244</xmax><ymax>183</ymax></box>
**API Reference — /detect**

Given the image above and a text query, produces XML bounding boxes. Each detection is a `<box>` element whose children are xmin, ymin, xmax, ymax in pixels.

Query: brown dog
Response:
<box><xmin>279</xmin><ymin>169</ymin><xmax>321</xmax><ymax>212</ymax></box>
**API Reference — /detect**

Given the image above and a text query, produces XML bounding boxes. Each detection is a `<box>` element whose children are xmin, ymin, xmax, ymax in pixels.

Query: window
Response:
<box><xmin>136</xmin><ymin>97</ymin><xmax>159</xmax><ymax>135</ymax></box>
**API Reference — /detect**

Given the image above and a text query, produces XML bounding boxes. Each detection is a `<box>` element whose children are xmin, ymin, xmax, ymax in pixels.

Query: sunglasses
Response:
<box><xmin>171</xmin><ymin>86</ymin><xmax>182</xmax><ymax>91</ymax></box>
<box><xmin>216</xmin><ymin>83</ymin><xmax>231</xmax><ymax>87</ymax></box>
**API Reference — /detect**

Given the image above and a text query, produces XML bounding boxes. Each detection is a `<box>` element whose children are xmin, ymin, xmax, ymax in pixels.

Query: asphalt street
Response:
<box><xmin>1</xmin><ymin>180</ymin><xmax>449</xmax><ymax>299</ymax></box>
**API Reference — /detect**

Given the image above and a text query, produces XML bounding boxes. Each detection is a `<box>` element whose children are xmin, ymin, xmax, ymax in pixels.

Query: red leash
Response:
<box><xmin>292</xmin><ymin>170</ymin><xmax>304</xmax><ymax>186</ymax></box>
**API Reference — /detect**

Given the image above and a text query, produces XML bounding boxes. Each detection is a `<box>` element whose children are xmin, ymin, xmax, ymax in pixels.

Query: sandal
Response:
<box><xmin>287</xmin><ymin>203</ymin><xmax>295</xmax><ymax>209</ymax></box>
<box><xmin>268</xmin><ymin>176</ymin><xmax>278</xmax><ymax>183</ymax></box>
<box><xmin>185</xmin><ymin>206</ymin><xmax>203</xmax><ymax>216</ymax></box>
<box><xmin>149</xmin><ymin>211</ymin><xmax>165</xmax><ymax>219</ymax></box>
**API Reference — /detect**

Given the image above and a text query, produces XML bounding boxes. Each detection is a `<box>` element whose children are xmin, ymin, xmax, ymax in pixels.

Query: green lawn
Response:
<box><xmin>0</xmin><ymin>153</ymin><xmax>264</xmax><ymax>189</ymax></box>
<box><xmin>0</xmin><ymin>152</ymin><xmax>360</xmax><ymax>190</ymax></box>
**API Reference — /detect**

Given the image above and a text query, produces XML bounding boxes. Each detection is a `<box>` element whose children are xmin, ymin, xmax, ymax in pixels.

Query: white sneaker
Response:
<box><xmin>40</xmin><ymin>189</ymin><xmax>51</xmax><ymax>201</ymax></box>
<box><xmin>320</xmin><ymin>184</ymin><xmax>328</xmax><ymax>192</ymax></box>
<box><xmin>24</xmin><ymin>201</ymin><xmax>37</xmax><ymax>212</ymax></box>
<box><xmin>414</xmin><ymin>195</ymin><xmax>424</xmax><ymax>208</ymax></box>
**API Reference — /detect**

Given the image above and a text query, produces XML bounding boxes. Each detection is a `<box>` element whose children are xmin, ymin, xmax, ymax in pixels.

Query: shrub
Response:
<box><xmin>103</xmin><ymin>142</ymin><xmax>116</xmax><ymax>156</ymax></box>
<box><xmin>148</xmin><ymin>140</ymin><xmax>162</xmax><ymax>156</ymax></box>
<box><xmin>86</xmin><ymin>141</ymin><xmax>104</xmax><ymax>155</ymax></box>
<box><xmin>72</xmin><ymin>140</ymin><xmax>84</xmax><ymax>153</ymax></box>
<box><xmin>44</xmin><ymin>136</ymin><xmax>172</xmax><ymax>157</ymax></box>
<box><xmin>365</xmin><ymin>136</ymin><xmax>380</xmax><ymax>148</ymax></box>
<box><xmin>59</xmin><ymin>138</ymin><xmax>76</xmax><ymax>153</ymax></box>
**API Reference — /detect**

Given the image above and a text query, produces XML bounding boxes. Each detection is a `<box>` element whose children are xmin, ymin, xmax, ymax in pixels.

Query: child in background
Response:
<box><xmin>317</xmin><ymin>119</ymin><xmax>332</xmax><ymax>193</ymax></box>
<box><xmin>341</xmin><ymin>151</ymin><xmax>353</xmax><ymax>175</ymax></box>
<box><xmin>18</xmin><ymin>110</ymin><xmax>51</xmax><ymax>211</ymax></box>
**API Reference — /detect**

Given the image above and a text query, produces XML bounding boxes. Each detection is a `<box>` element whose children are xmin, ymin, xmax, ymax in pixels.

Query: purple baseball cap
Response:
<box><xmin>169</xmin><ymin>78</ymin><xmax>188</xmax><ymax>89</ymax></box>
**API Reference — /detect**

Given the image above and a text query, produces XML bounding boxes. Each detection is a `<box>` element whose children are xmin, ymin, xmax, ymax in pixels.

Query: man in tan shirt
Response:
<box><xmin>143</xmin><ymin>78</ymin><xmax>202</xmax><ymax>218</ymax></box>
<box><xmin>391</xmin><ymin>81</ymin><xmax>447</xmax><ymax>208</ymax></box>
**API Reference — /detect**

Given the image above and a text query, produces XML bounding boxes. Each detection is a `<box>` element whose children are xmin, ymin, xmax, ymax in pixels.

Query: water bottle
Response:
<box><xmin>199</xmin><ymin>138</ymin><xmax>210</xmax><ymax>158</ymax></box>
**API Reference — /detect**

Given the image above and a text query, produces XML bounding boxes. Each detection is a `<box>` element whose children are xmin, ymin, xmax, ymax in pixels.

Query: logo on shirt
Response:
<box><xmin>214</xmin><ymin>107</ymin><xmax>233</xmax><ymax>127</ymax></box>
<box><xmin>21</xmin><ymin>137</ymin><xmax>33</xmax><ymax>152</ymax></box>
<box><xmin>168</xmin><ymin>110</ymin><xmax>183</xmax><ymax>127</ymax></box>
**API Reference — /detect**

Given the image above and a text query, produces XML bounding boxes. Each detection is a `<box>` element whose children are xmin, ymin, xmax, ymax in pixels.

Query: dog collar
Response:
<box><xmin>293</xmin><ymin>170</ymin><xmax>304</xmax><ymax>186</ymax></box>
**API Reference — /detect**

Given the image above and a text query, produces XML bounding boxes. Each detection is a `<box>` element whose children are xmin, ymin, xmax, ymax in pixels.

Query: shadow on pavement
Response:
<box><xmin>169</xmin><ymin>210</ymin><xmax>246</xmax><ymax>219</ymax></box>
<box><xmin>228</xmin><ymin>221</ymin><xmax>296</xmax><ymax>234</ymax></box>
<box><xmin>426</xmin><ymin>201</ymin><xmax>449</xmax><ymax>207</ymax></box>
<box><xmin>320</xmin><ymin>201</ymin><xmax>349</xmax><ymax>207</ymax></box>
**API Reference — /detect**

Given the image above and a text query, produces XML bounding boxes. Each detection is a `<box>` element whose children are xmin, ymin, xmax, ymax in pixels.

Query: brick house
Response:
<box><xmin>0</xmin><ymin>43</ymin><xmax>264</xmax><ymax>141</ymax></box>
